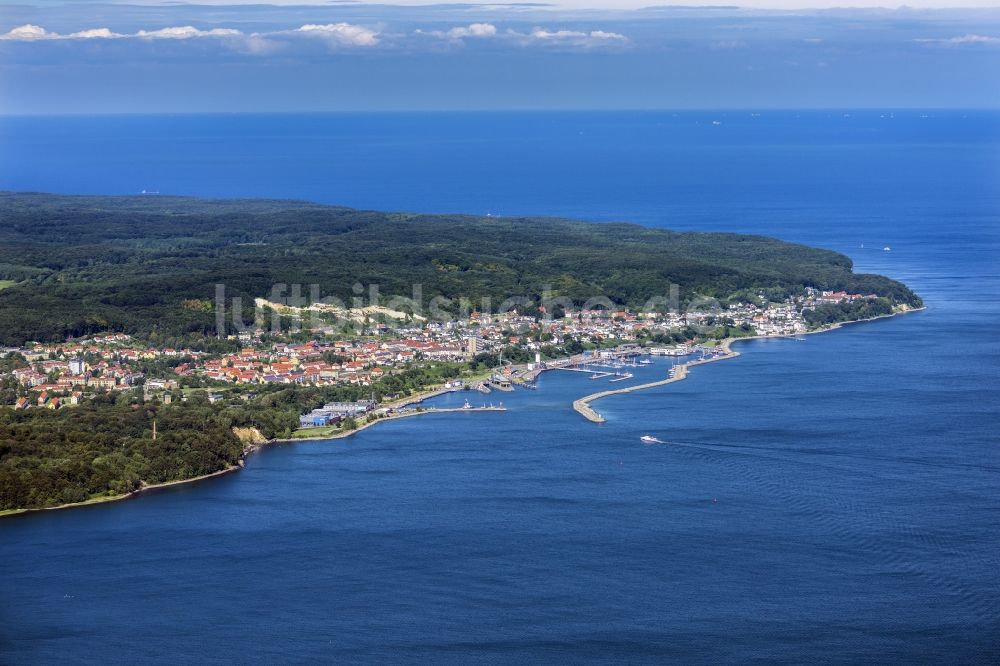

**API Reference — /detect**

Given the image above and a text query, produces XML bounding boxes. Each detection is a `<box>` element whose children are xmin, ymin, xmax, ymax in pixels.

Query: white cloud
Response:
<box><xmin>529</xmin><ymin>29</ymin><xmax>587</xmax><ymax>40</ymax></box>
<box><xmin>1</xmin><ymin>24</ymin><xmax>126</xmax><ymax>41</ymax></box>
<box><xmin>136</xmin><ymin>26</ymin><xmax>243</xmax><ymax>40</ymax></box>
<box><xmin>415</xmin><ymin>23</ymin><xmax>626</xmax><ymax>48</ymax></box>
<box><xmin>0</xmin><ymin>23</ymin><xmax>274</xmax><ymax>53</ymax></box>
<box><xmin>446</xmin><ymin>23</ymin><xmax>498</xmax><ymax>39</ymax></box>
<box><xmin>456</xmin><ymin>23</ymin><xmax>497</xmax><ymax>38</ymax></box>
<box><xmin>1</xmin><ymin>24</ymin><xmax>57</xmax><ymax>41</ymax></box>
<box><xmin>915</xmin><ymin>34</ymin><xmax>1000</xmax><ymax>45</ymax></box>
<box><xmin>67</xmin><ymin>28</ymin><xmax>125</xmax><ymax>39</ymax></box>
<box><xmin>0</xmin><ymin>20</ymin><xmax>630</xmax><ymax>52</ymax></box>
<box><xmin>531</xmin><ymin>28</ymin><xmax>627</xmax><ymax>42</ymax></box>
<box><xmin>415</xmin><ymin>22</ymin><xmax>499</xmax><ymax>43</ymax></box>
<box><xmin>584</xmin><ymin>30</ymin><xmax>627</xmax><ymax>42</ymax></box>
<box><xmin>511</xmin><ymin>27</ymin><xmax>629</xmax><ymax>47</ymax></box>
<box><xmin>294</xmin><ymin>23</ymin><xmax>379</xmax><ymax>47</ymax></box>
<box><xmin>0</xmin><ymin>21</ymin><xmax>379</xmax><ymax>52</ymax></box>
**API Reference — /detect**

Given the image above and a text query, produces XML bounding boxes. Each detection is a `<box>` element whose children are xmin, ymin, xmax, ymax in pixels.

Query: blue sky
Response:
<box><xmin>1</xmin><ymin>2</ymin><xmax>998</xmax><ymax>113</ymax></box>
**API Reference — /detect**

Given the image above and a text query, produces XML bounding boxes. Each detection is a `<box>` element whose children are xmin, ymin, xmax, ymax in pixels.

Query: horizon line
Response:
<box><xmin>2</xmin><ymin>106</ymin><xmax>998</xmax><ymax>117</ymax></box>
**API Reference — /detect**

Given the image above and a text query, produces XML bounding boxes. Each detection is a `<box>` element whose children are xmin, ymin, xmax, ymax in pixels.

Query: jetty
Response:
<box><xmin>550</xmin><ymin>366</ymin><xmax>615</xmax><ymax>379</ymax></box>
<box><xmin>572</xmin><ymin>341</ymin><xmax>740</xmax><ymax>423</ymax></box>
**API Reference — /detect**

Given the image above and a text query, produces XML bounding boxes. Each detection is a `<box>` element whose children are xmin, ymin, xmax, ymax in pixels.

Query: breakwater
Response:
<box><xmin>572</xmin><ymin>342</ymin><xmax>740</xmax><ymax>423</ymax></box>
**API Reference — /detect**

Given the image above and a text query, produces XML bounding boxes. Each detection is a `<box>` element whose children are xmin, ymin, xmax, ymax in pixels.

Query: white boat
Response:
<box><xmin>640</xmin><ymin>435</ymin><xmax>663</xmax><ymax>444</ymax></box>
<box><xmin>462</xmin><ymin>399</ymin><xmax>472</xmax><ymax>409</ymax></box>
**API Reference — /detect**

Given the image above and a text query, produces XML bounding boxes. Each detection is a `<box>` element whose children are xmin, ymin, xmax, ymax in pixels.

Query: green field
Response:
<box><xmin>288</xmin><ymin>425</ymin><xmax>345</xmax><ymax>439</ymax></box>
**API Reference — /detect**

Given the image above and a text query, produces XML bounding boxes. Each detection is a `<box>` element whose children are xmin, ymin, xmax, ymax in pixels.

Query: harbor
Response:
<box><xmin>281</xmin><ymin>404</ymin><xmax>507</xmax><ymax>442</ymax></box>
<box><xmin>572</xmin><ymin>341</ymin><xmax>740</xmax><ymax>423</ymax></box>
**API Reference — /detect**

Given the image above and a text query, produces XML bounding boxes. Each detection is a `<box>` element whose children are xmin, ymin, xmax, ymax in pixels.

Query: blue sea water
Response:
<box><xmin>1</xmin><ymin>111</ymin><xmax>999</xmax><ymax>664</ymax></box>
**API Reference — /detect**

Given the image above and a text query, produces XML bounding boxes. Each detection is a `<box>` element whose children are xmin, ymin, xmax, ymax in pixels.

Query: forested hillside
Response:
<box><xmin>0</xmin><ymin>193</ymin><xmax>921</xmax><ymax>345</ymax></box>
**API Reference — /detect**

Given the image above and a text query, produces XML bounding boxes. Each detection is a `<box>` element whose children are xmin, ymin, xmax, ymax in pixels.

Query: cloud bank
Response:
<box><xmin>524</xmin><ymin>29</ymin><xmax>626</xmax><ymax>42</ymax></box>
<box><xmin>0</xmin><ymin>22</ymin><xmax>381</xmax><ymax>49</ymax></box>
<box><xmin>1</xmin><ymin>21</ymin><xmax>628</xmax><ymax>51</ymax></box>
<box><xmin>136</xmin><ymin>26</ymin><xmax>243</xmax><ymax>40</ymax></box>
<box><xmin>2</xmin><ymin>5</ymin><xmax>997</xmax><ymax>114</ymax></box>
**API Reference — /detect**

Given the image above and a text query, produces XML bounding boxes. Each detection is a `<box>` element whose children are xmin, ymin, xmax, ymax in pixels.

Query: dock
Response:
<box><xmin>548</xmin><ymin>367</ymin><xmax>616</xmax><ymax>379</ymax></box>
<box><xmin>572</xmin><ymin>345</ymin><xmax>742</xmax><ymax>423</ymax></box>
<box><xmin>396</xmin><ymin>406</ymin><xmax>507</xmax><ymax>415</ymax></box>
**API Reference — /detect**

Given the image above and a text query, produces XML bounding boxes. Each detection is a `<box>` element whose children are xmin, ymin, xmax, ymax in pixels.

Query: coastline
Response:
<box><xmin>0</xmin><ymin>463</ymin><xmax>245</xmax><ymax>518</ymax></box>
<box><xmin>1</xmin><ymin>306</ymin><xmax>923</xmax><ymax>518</ymax></box>
<box><xmin>0</xmin><ymin>402</ymin><xmax>506</xmax><ymax>518</ymax></box>
<box><xmin>572</xmin><ymin>306</ymin><xmax>925</xmax><ymax>423</ymax></box>
<box><xmin>271</xmin><ymin>406</ymin><xmax>506</xmax><ymax>443</ymax></box>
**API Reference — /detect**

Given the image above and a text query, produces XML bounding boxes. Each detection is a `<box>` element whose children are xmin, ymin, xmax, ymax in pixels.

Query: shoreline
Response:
<box><xmin>572</xmin><ymin>305</ymin><xmax>925</xmax><ymax>423</ymax></box>
<box><xmin>271</xmin><ymin>406</ymin><xmax>507</xmax><ymax>443</ymax></box>
<box><xmin>1</xmin><ymin>306</ymin><xmax>923</xmax><ymax>518</ymax></box>
<box><xmin>0</xmin><ymin>403</ymin><xmax>506</xmax><ymax>518</ymax></box>
<box><xmin>0</xmin><ymin>463</ymin><xmax>245</xmax><ymax>518</ymax></box>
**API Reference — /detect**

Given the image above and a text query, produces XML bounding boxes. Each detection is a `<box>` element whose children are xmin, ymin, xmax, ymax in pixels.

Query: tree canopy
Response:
<box><xmin>0</xmin><ymin>193</ymin><xmax>921</xmax><ymax>345</ymax></box>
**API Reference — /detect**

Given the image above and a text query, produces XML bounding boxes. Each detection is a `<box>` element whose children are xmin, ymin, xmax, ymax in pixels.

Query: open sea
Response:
<box><xmin>1</xmin><ymin>111</ymin><xmax>999</xmax><ymax>664</ymax></box>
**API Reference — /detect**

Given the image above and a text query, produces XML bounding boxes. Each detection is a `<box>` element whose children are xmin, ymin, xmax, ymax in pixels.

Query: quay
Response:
<box><xmin>287</xmin><ymin>405</ymin><xmax>507</xmax><ymax>442</ymax></box>
<box><xmin>572</xmin><ymin>340</ymin><xmax>741</xmax><ymax>423</ymax></box>
<box><xmin>548</xmin><ymin>367</ymin><xmax>616</xmax><ymax>379</ymax></box>
<box><xmin>398</xmin><ymin>406</ymin><xmax>507</xmax><ymax>415</ymax></box>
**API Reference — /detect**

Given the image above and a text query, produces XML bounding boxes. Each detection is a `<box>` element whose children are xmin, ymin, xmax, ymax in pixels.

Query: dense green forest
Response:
<box><xmin>0</xmin><ymin>193</ymin><xmax>921</xmax><ymax>345</ymax></box>
<box><xmin>802</xmin><ymin>297</ymin><xmax>896</xmax><ymax>327</ymax></box>
<box><xmin>0</xmin><ymin>364</ymin><xmax>464</xmax><ymax>511</ymax></box>
<box><xmin>0</xmin><ymin>397</ymin><xmax>244</xmax><ymax>510</ymax></box>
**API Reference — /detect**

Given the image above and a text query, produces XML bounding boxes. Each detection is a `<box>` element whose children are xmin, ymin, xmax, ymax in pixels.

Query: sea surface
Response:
<box><xmin>1</xmin><ymin>111</ymin><xmax>999</xmax><ymax>664</ymax></box>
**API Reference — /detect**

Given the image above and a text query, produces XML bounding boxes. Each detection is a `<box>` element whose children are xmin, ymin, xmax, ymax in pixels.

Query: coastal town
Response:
<box><xmin>0</xmin><ymin>288</ymin><xmax>880</xmax><ymax>415</ymax></box>
<box><xmin>2</xmin><ymin>2</ymin><xmax>982</xmax><ymax>659</ymax></box>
